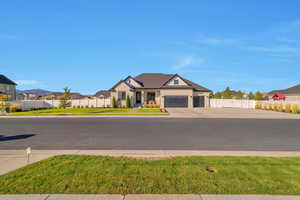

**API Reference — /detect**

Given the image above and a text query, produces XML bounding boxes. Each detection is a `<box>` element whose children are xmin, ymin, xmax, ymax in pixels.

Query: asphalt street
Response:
<box><xmin>1</xmin><ymin>118</ymin><xmax>300</xmax><ymax>151</ymax></box>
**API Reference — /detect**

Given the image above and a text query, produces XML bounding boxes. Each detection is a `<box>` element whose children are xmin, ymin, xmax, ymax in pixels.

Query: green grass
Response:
<box><xmin>2</xmin><ymin>108</ymin><xmax>165</xmax><ymax>116</ymax></box>
<box><xmin>7</xmin><ymin>113</ymin><xmax>168</xmax><ymax>116</ymax></box>
<box><xmin>1</xmin><ymin>155</ymin><xmax>300</xmax><ymax>195</ymax></box>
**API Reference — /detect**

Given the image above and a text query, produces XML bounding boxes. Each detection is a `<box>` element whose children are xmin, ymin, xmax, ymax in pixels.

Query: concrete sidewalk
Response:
<box><xmin>0</xmin><ymin>194</ymin><xmax>300</xmax><ymax>200</ymax></box>
<box><xmin>2</xmin><ymin>150</ymin><xmax>300</xmax><ymax>175</ymax></box>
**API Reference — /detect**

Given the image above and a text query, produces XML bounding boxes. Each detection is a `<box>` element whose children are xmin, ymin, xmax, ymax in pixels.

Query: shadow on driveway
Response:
<box><xmin>0</xmin><ymin>134</ymin><xmax>35</xmax><ymax>142</ymax></box>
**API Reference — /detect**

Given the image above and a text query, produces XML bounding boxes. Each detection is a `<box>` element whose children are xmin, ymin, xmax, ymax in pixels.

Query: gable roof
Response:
<box><xmin>95</xmin><ymin>90</ymin><xmax>111</xmax><ymax>98</ymax></box>
<box><xmin>268</xmin><ymin>84</ymin><xmax>300</xmax><ymax>95</ymax></box>
<box><xmin>0</xmin><ymin>75</ymin><xmax>17</xmax><ymax>85</ymax></box>
<box><xmin>109</xmin><ymin>73</ymin><xmax>211</xmax><ymax>92</ymax></box>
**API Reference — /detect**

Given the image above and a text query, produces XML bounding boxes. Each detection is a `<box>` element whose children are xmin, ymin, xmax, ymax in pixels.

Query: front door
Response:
<box><xmin>136</xmin><ymin>92</ymin><xmax>141</xmax><ymax>104</ymax></box>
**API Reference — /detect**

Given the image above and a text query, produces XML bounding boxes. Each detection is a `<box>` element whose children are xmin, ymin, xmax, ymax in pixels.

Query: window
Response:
<box><xmin>147</xmin><ymin>92</ymin><xmax>155</xmax><ymax>101</ymax></box>
<box><xmin>118</xmin><ymin>91</ymin><xmax>126</xmax><ymax>100</ymax></box>
<box><xmin>174</xmin><ymin>79</ymin><xmax>179</xmax><ymax>85</ymax></box>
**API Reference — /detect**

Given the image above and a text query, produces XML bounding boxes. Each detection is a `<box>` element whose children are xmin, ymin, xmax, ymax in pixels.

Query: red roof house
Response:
<box><xmin>272</xmin><ymin>93</ymin><xmax>286</xmax><ymax>101</ymax></box>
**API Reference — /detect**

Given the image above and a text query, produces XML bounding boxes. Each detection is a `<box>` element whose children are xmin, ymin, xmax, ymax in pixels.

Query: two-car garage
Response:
<box><xmin>164</xmin><ymin>96</ymin><xmax>205</xmax><ymax>108</ymax></box>
<box><xmin>164</xmin><ymin>96</ymin><xmax>188</xmax><ymax>107</ymax></box>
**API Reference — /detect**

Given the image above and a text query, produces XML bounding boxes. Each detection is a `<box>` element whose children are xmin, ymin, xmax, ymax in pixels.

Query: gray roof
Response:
<box><xmin>95</xmin><ymin>90</ymin><xmax>111</xmax><ymax>98</ymax></box>
<box><xmin>0</xmin><ymin>75</ymin><xmax>17</xmax><ymax>85</ymax></box>
<box><xmin>268</xmin><ymin>84</ymin><xmax>300</xmax><ymax>95</ymax></box>
<box><xmin>111</xmin><ymin>73</ymin><xmax>211</xmax><ymax>92</ymax></box>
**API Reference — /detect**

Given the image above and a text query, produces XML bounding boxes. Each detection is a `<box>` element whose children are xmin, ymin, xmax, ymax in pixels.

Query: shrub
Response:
<box><xmin>273</xmin><ymin>103</ymin><xmax>279</xmax><ymax>112</ymax></box>
<box><xmin>285</xmin><ymin>104</ymin><xmax>291</xmax><ymax>113</ymax></box>
<box><xmin>263</xmin><ymin>103</ymin><xmax>268</xmax><ymax>110</ymax></box>
<box><xmin>8</xmin><ymin>104</ymin><xmax>22</xmax><ymax>113</ymax></box>
<box><xmin>126</xmin><ymin>96</ymin><xmax>131</xmax><ymax>108</ymax></box>
<box><xmin>255</xmin><ymin>102</ymin><xmax>262</xmax><ymax>109</ymax></box>
<box><xmin>292</xmin><ymin>104</ymin><xmax>299</xmax><ymax>114</ymax></box>
<box><xmin>112</xmin><ymin>96</ymin><xmax>117</xmax><ymax>108</ymax></box>
<box><xmin>279</xmin><ymin>104</ymin><xmax>284</xmax><ymax>112</ymax></box>
<box><xmin>268</xmin><ymin>103</ymin><xmax>273</xmax><ymax>111</ymax></box>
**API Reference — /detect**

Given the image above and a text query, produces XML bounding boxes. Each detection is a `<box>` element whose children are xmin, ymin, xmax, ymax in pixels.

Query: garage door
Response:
<box><xmin>164</xmin><ymin>96</ymin><xmax>188</xmax><ymax>107</ymax></box>
<box><xmin>193</xmin><ymin>96</ymin><xmax>205</xmax><ymax>107</ymax></box>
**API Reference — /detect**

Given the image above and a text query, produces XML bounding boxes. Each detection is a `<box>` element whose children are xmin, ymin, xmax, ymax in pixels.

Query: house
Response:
<box><xmin>40</xmin><ymin>92</ymin><xmax>84</xmax><ymax>100</ymax></box>
<box><xmin>268</xmin><ymin>84</ymin><xmax>300</xmax><ymax>101</ymax></box>
<box><xmin>272</xmin><ymin>93</ymin><xmax>286</xmax><ymax>101</ymax></box>
<box><xmin>95</xmin><ymin>90</ymin><xmax>111</xmax><ymax>99</ymax></box>
<box><xmin>109</xmin><ymin>73</ymin><xmax>211</xmax><ymax>108</ymax></box>
<box><xmin>0</xmin><ymin>74</ymin><xmax>17</xmax><ymax>100</ymax></box>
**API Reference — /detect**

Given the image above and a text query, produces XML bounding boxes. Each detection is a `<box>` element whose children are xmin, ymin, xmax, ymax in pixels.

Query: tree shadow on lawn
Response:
<box><xmin>0</xmin><ymin>134</ymin><xmax>35</xmax><ymax>142</ymax></box>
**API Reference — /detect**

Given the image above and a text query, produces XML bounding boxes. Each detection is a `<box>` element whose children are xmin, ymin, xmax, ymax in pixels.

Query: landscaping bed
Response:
<box><xmin>1</xmin><ymin>155</ymin><xmax>300</xmax><ymax>195</ymax></box>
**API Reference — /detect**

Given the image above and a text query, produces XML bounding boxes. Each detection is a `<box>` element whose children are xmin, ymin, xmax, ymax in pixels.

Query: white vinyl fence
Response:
<box><xmin>209</xmin><ymin>99</ymin><xmax>300</xmax><ymax>109</ymax></box>
<box><xmin>9</xmin><ymin>98</ymin><xmax>111</xmax><ymax>111</ymax></box>
<box><xmin>210</xmin><ymin>99</ymin><xmax>256</xmax><ymax>108</ymax></box>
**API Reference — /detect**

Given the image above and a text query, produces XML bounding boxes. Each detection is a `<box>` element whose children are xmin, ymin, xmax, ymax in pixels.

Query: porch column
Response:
<box><xmin>141</xmin><ymin>91</ymin><xmax>145</xmax><ymax>104</ymax></box>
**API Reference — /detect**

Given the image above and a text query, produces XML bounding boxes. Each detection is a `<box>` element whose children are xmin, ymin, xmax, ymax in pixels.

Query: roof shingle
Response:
<box><xmin>0</xmin><ymin>75</ymin><xmax>17</xmax><ymax>85</ymax></box>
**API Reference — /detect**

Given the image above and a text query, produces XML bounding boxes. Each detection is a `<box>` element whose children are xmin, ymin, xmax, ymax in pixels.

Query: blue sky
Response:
<box><xmin>1</xmin><ymin>0</ymin><xmax>300</xmax><ymax>94</ymax></box>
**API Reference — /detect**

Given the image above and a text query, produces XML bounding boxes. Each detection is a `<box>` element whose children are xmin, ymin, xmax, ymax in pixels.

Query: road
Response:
<box><xmin>0</xmin><ymin>118</ymin><xmax>300</xmax><ymax>151</ymax></box>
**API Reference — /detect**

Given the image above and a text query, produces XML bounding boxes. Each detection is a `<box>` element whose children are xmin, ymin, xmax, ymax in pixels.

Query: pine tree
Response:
<box><xmin>223</xmin><ymin>87</ymin><xmax>232</xmax><ymax>99</ymax></box>
<box><xmin>248</xmin><ymin>92</ymin><xmax>255</xmax><ymax>100</ymax></box>
<box><xmin>214</xmin><ymin>92</ymin><xmax>222</xmax><ymax>99</ymax></box>
<box><xmin>236</xmin><ymin>90</ymin><xmax>244</xmax><ymax>99</ymax></box>
<box><xmin>59</xmin><ymin>87</ymin><xmax>71</xmax><ymax>109</ymax></box>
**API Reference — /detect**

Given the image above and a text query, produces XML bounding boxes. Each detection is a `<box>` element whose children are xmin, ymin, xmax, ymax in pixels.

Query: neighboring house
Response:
<box><xmin>109</xmin><ymin>73</ymin><xmax>211</xmax><ymax>108</ymax></box>
<box><xmin>0</xmin><ymin>74</ymin><xmax>17</xmax><ymax>100</ymax></box>
<box><xmin>17</xmin><ymin>93</ymin><xmax>41</xmax><ymax>100</ymax></box>
<box><xmin>268</xmin><ymin>84</ymin><xmax>300</xmax><ymax>101</ymax></box>
<box><xmin>41</xmin><ymin>92</ymin><xmax>84</xmax><ymax>100</ymax></box>
<box><xmin>272</xmin><ymin>93</ymin><xmax>286</xmax><ymax>101</ymax></box>
<box><xmin>95</xmin><ymin>90</ymin><xmax>111</xmax><ymax>99</ymax></box>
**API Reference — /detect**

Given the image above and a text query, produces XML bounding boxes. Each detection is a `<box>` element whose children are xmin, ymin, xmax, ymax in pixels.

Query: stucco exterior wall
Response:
<box><xmin>0</xmin><ymin>83</ymin><xmax>16</xmax><ymax>100</ymax></box>
<box><xmin>193</xmin><ymin>91</ymin><xmax>211</xmax><ymax>107</ymax></box>
<box><xmin>110</xmin><ymin>82</ymin><xmax>134</xmax><ymax>107</ymax></box>
<box><xmin>286</xmin><ymin>95</ymin><xmax>300</xmax><ymax>101</ymax></box>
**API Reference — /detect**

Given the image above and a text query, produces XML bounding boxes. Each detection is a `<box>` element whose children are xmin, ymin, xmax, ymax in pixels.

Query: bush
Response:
<box><xmin>255</xmin><ymin>102</ymin><xmax>262</xmax><ymax>109</ymax></box>
<box><xmin>126</xmin><ymin>96</ymin><xmax>131</xmax><ymax>108</ymax></box>
<box><xmin>263</xmin><ymin>103</ymin><xmax>268</xmax><ymax>110</ymax></box>
<box><xmin>273</xmin><ymin>104</ymin><xmax>279</xmax><ymax>112</ymax></box>
<box><xmin>112</xmin><ymin>96</ymin><xmax>117</xmax><ymax>108</ymax></box>
<box><xmin>279</xmin><ymin>104</ymin><xmax>284</xmax><ymax>112</ymax></box>
<box><xmin>292</xmin><ymin>104</ymin><xmax>299</xmax><ymax>114</ymax></box>
<box><xmin>268</xmin><ymin>103</ymin><xmax>273</xmax><ymax>111</ymax></box>
<box><xmin>8</xmin><ymin>104</ymin><xmax>22</xmax><ymax>113</ymax></box>
<box><xmin>285</xmin><ymin>104</ymin><xmax>291</xmax><ymax>113</ymax></box>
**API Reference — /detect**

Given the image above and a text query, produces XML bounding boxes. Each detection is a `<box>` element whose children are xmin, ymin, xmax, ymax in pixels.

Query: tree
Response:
<box><xmin>248</xmin><ymin>92</ymin><xmax>255</xmax><ymax>100</ymax></box>
<box><xmin>59</xmin><ymin>87</ymin><xmax>71</xmax><ymax>109</ymax></box>
<box><xmin>112</xmin><ymin>96</ymin><xmax>117</xmax><ymax>108</ymax></box>
<box><xmin>255</xmin><ymin>91</ymin><xmax>263</xmax><ymax>100</ymax></box>
<box><xmin>126</xmin><ymin>95</ymin><xmax>131</xmax><ymax>108</ymax></box>
<box><xmin>209</xmin><ymin>92</ymin><xmax>214</xmax><ymax>98</ymax></box>
<box><xmin>223</xmin><ymin>87</ymin><xmax>232</xmax><ymax>99</ymax></box>
<box><xmin>236</xmin><ymin>90</ymin><xmax>244</xmax><ymax>100</ymax></box>
<box><xmin>214</xmin><ymin>92</ymin><xmax>222</xmax><ymax>99</ymax></box>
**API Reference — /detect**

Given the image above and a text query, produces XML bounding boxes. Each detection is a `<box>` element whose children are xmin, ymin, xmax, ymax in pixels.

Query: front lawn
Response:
<box><xmin>3</xmin><ymin>108</ymin><xmax>165</xmax><ymax>116</ymax></box>
<box><xmin>1</xmin><ymin>155</ymin><xmax>300</xmax><ymax>195</ymax></box>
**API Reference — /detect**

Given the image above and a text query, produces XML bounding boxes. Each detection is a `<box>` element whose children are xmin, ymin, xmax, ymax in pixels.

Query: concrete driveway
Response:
<box><xmin>167</xmin><ymin>108</ymin><xmax>300</xmax><ymax>119</ymax></box>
